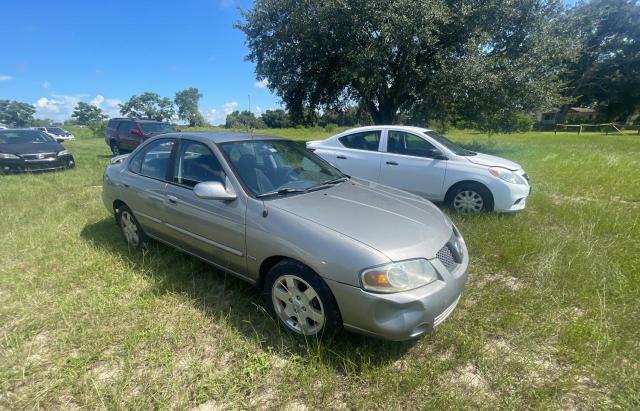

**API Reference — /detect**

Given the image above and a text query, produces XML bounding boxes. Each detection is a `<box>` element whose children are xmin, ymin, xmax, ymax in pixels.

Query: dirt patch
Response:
<box><xmin>283</xmin><ymin>400</ymin><xmax>308</xmax><ymax>411</ymax></box>
<box><xmin>483</xmin><ymin>337</ymin><xmax>564</xmax><ymax>386</ymax></box>
<box><xmin>91</xmin><ymin>361</ymin><xmax>120</xmax><ymax>383</ymax></box>
<box><xmin>474</xmin><ymin>272</ymin><xmax>524</xmax><ymax>291</ymax></box>
<box><xmin>450</xmin><ymin>363</ymin><xmax>493</xmax><ymax>398</ymax></box>
<box><xmin>191</xmin><ymin>399</ymin><xmax>225</xmax><ymax>411</ymax></box>
<box><xmin>249</xmin><ymin>386</ymin><xmax>278</xmax><ymax>410</ymax></box>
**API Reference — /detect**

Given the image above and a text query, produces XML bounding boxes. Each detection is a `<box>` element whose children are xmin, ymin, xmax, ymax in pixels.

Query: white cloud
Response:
<box><xmin>90</xmin><ymin>94</ymin><xmax>105</xmax><ymax>107</ymax></box>
<box><xmin>223</xmin><ymin>101</ymin><xmax>239</xmax><ymax>115</ymax></box>
<box><xmin>90</xmin><ymin>94</ymin><xmax>123</xmax><ymax>118</ymax></box>
<box><xmin>34</xmin><ymin>95</ymin><xmax>81</xmax><ymax>121</ymax></box>
<box><xmin>42</xmin><ymin>81</ymin><xmax>50</xmax><ymax>88</ymax></box>
<box><xmin>0</xmin><ymin>75</ymin><xmax>13</xmax><ymax>81</ymax></box>
<box><xmin>34</xmin><ymin>93</ymin><xmax>123</xmax><ymax>122</ymax></box>
<box><xmin>204</xmin><ymin>108</ymin><xmax>225</xmax><ymax>125</ymax></box>
<box><xmin>203</xmin><ymin>101</ymin><xmax>270</xmax><ymax>126</ymax></box>
<box><xmin>254</xmin><ymin>79</ymin><xmax>269</xmax><ymax>89</ymax></box>
<box><xmin>219</xmin><ymin>0</ymin><xmax>234</xmax><ymax>8</ymax></box>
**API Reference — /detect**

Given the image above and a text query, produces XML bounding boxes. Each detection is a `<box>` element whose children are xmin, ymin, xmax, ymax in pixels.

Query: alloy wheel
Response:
<box><xmin>453</xmin><ymin>190</ymin><xmax>484</xmax><ymax>213</ymax></box>
<box><xmin>120</xmin><ymin>210</ymin><xmax>140</xmax><ymax>246</ymax></box>
<box><xmin>271</xmin><ymin>274</ymin><xmax>325</xmax><ymax>335</ymax></box>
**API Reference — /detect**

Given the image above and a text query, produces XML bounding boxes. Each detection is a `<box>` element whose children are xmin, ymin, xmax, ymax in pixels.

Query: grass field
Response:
<box><xmin>1</xmin><ymin>127</ymin><xmax>639</xmax><ymax>409</ymax></box>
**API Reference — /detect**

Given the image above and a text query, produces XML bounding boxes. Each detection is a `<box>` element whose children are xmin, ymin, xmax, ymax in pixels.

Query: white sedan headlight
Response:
<box><xmin>0</xmin><ymin>153</ymin><xmax>20</xmax><ymax>159</ymax></box>
<box><xmin>361</xmin><ymin>259</ymin><xmax>438</xmax><ymax>293</ymax></box>
<box><xmin>57</xmin><ymin>149</ymin><xmax>73</xmax><ymax>157</ymax></box>
<box><xmin>489</xmin><ymin>167</ymin><xmax>527</xmax><ymax>185</ymax></box>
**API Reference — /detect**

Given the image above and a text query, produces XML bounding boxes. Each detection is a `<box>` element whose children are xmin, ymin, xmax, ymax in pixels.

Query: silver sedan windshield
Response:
<box><xmin>219</xmin><ymin>140</ymin><xmax>345</xmax><ymax>197</ymax></box>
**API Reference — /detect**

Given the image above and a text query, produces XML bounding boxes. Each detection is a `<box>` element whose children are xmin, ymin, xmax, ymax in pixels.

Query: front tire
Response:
<box><xmin>264</xmin><ymin>260</ymin><xmax>340</xmax><ymax>339</ymax></box>
<box><xmin>448</xmin><ymin>183</ymin><xmax>493</xmax><ymax>213</ymax></box>
<box><xmin>117</xmin><ymin>205</ymin><xmax>145</xmax><ymax>249</ymax></box>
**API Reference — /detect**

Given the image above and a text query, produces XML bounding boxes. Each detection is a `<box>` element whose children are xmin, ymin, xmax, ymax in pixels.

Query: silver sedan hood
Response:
<box><xmin>466</xmin><ymin>152</ymin><xmax>521</xmax><ymax>171</ymax></box>
<box><xmin>268</xmin><ymin>179</ymin><xmax>453</xmax><ymax>262</ymax></box>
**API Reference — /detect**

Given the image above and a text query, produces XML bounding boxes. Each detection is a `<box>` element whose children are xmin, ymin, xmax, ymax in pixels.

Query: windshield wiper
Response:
<box><xmin>256</xmin><ymin>187</ymin><xmax>308</xmax><ymax>198</ymax></box>
<box><xmin>305</xmin><ymin>176</ymin><xmax>349</xmax><ymax>192</ymax></box>
<box><xmin>324</xmin><ymin>176</ymin><xmax>349</xmax><ymax>184</ymax></box>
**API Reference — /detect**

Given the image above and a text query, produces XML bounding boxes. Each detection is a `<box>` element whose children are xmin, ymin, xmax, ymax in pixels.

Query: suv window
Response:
<box><xmin>140</xmin><ymin>122</ymin><xmax>176</xmax><ymax>134</ymax></box>
<box><xmin>134</xmin><ymin>139</ymin><xmax>175</xmax><ymax>180</ymax></box>
<box><xmin>173</xmin><ymin>141</ymin><xmax>225</xmax><ymax>188</ymax></box>
<box><xmin>338</xmin><ymin>131</ymin><xmax>381</xmax><ymax>151</ymax></box>
<box><xmin>118</xmin><ymin>121</ymin><xmax>134</xmax><ymax>136</ymax></box>
<box><xmin>387</xmin><ymin>131</ymin><xmax>439</xmax><ymax>158</ymax></box>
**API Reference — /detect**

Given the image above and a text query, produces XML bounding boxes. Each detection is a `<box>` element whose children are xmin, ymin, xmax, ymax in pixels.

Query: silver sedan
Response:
<box><xmin>102</xmin><ymin>132</ymin><xmax>469</xmax><ymax>341</ymax></box>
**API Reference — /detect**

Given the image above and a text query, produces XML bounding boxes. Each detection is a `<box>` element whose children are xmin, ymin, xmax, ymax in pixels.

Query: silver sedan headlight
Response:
<box><xmin>0</xmin><ymin>153</ymin><xmax>20</xmax><ymax>159</ymax></box>
<box><xmin>361</xmin><ymin>259</ymin><xmax>438</xmax><ymax>293</ymax></box>
<box><xmin>57</xmin><ymin>149</ymin><xmax>73</xmax><ymax>157</ymax></box>
<box><xmin>489</xmin><ymin>167</ymin><xmax>527</xmax><ymax>185</ymax></box>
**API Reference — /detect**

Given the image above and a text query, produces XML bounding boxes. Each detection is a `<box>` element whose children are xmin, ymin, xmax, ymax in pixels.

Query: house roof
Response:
<box><xmin>541</xmin><ymin>107</ymin><xmax>596</xmax><ymax>114</ymax></box>
<box><xmin>568</xmin><ymin>107</ymin><xmax>596</xmax><ymax>113</ymax></box>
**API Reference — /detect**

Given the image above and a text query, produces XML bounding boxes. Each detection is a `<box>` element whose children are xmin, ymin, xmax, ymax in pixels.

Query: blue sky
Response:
<box><xmin>0</xmin><ymin>0</ymin><xmax>278</xmax><ymax>124</ymax></box>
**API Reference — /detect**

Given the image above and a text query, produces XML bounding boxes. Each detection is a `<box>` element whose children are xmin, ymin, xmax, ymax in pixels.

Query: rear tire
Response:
<box><xmin>110</xmin><ymin>141</ymin><xmax>121</xmax><ymax>157</ymax></box>
<box><xmin>264</xmin><ymin>260</ymin><xmax>340</xmax><ymax>340</ymax></box>
<box><xmin>447</xmin><ymin>183</ymin><xmax>493</xmax><ymax>213</ymax></box>
<box><xmin>117</xmin><ymin>205</ymin><xmax>146</xmax><ymax>249</ymax></box>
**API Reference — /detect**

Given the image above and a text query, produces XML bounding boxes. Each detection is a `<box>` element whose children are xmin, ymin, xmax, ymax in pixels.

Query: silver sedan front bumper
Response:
<box><xmin>325</xmin><ymin>249</ymin><xmax>469</xmax><ymax>341</ymax></box>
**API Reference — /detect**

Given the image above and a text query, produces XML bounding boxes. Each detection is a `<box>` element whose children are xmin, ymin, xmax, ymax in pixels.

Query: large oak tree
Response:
<box><xmin>564</xmin><ymin>0</ymin><xmax>640</xmax><ymax>123</ymax></box>
<box><xmin>238</xmin><ymin>0</ymin><xmax>574</xmax><ymax>126</ymax></box>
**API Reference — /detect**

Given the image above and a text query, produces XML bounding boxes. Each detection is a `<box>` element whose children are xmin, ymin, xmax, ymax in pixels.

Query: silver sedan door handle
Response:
<box><xmin>386</xmin><ymin>161</ymin><xmax>399</xmax><ymax>166</ymax></box>
<box><xmin>337</xmin><ymin>155</ymin><xmax>347</xmax><ymax>159</ymax></box>
<box><xmin>167</xmin><ymin>195</ymin><xmax>179</xmax><ymax>204</ymax></box>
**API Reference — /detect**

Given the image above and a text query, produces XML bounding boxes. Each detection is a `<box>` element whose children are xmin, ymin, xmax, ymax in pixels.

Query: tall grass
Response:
<box><xmin>0</xmin><ymin>128</ymin><xmax>638</xmax><ymax>409</ymax></box>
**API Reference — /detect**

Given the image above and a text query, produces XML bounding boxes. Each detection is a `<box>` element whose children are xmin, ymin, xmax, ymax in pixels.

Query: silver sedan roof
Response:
<box><xmin>170</xmin><ymin>131</ymin><xmax>285</xmax><ymax>144</ymax></box>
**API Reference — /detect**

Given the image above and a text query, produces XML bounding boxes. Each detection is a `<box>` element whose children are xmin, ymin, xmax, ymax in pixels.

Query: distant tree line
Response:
<box><xmin>223</xmin><ymin>105</ymin><xmax>373</xmax><ymax>129</ymax></box>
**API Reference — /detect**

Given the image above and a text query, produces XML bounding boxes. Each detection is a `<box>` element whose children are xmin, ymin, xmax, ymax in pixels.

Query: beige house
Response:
<box><xmin>537</xmin><ymin>107</ymin><xmax>597</xmax><ymax>126</ymax></box>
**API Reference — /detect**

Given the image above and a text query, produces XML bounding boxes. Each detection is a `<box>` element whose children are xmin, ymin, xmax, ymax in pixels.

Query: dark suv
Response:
<box><xmin>105</xmin><ymin>118</ymin><xmax>176</xmax><ymax>156</ymax></box>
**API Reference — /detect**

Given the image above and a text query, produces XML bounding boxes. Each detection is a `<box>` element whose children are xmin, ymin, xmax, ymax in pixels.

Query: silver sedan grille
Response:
<box><xmin>437</xmin><ymin>244</ymin><xmax>457</xmax><ymax>271</ymax></box>
<box><xmin>436</xmin><ymin>232</ymin><xmax>464</xmax><ymax>272</ymax></box>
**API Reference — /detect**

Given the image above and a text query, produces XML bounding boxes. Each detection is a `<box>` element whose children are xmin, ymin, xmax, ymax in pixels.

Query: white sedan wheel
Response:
<box><xmin>453</xmin><ymin>190</ymin><xmax>484</xmax><ymax>213</ymax></box>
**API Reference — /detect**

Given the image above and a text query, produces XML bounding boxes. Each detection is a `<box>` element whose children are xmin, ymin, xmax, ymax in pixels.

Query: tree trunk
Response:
<box><xmin>367</xmin><ymin>99</ymin><xmax>398</xmax><ymax>125</ymax></box>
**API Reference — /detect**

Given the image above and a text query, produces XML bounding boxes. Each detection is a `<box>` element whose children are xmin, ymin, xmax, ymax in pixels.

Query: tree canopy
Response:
<box><xmin>71</xmin><ymin>102</ymin><xmax>107</xmax><ymax>125</ymax></box>
<box><xmin>119</xmin><ymin>92</ymin><xmax>175</xmax><ymax>122</ymax></box>
<box><xmin>0</xmin><ymin>100</ymin><xmax>36</xmax><ymax>127</ymax></box>
<box><xmin>174</xmin><ymin>87</ymin><xmax>206</xmax><ymax>127</ymax></box>
<box><xmin>238</xmin><ymin>0</ymin><xmax>573</xmax><ymax>127</ymax></box>
<box><xmin>225</xmin><ymin>110</ymin><xmax>266</xmax><ymax>129</ymax></box>
<box><xmin>563</xmin><ymin>0</ymin><xmax>640</xmax><ymax>123</ymax></box>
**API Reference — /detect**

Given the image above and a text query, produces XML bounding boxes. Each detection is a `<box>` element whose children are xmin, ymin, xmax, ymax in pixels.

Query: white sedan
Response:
<box><xmin>307</xmin><ymin>126</ymin><xmax>531</xmax><ymax>213</ymax></box>
<box><xmin>34</xmin><ymin>126</ymin><xmax>75</xmax><ymax>142</ymax></box>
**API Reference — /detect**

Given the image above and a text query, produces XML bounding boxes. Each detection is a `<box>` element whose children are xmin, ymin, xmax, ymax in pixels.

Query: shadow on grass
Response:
<box><xmin>81</xmin><ymin>218</ymin><xmax>416</xmax><ymax>372</ymax></box>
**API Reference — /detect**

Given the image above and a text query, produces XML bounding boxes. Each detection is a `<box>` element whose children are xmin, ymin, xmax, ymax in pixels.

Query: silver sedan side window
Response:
<box><xmin>137</xmin><ymin>139</ymin><xmax>175</xmax><ymax>180</ymax></box>
<box><xmin>173</xmin><ymin>141</ymin><xmax>225</xmax><ymax>188</ymax></box>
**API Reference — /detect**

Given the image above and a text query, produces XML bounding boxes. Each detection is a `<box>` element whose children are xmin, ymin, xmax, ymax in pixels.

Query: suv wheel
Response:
<box><xmin>110</xmin><ymin>141</ymin><xmax>121</xmax><ymax>156</ymax></box>
<box><xmin>264</xmin><ymin>260</ymin><xmax>340</xmax><ymax>339</ymax></box>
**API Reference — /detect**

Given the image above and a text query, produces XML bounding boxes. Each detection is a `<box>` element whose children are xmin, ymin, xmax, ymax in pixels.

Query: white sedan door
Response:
<box><xmin>322</xmin><ymin>130</ymin><xmax>383</xmax><ymax>182</ymax></box>
<box><xmin>379</xmin><ymin>130</ymin><xmax>447</xmax><ymax>200</ymax></box>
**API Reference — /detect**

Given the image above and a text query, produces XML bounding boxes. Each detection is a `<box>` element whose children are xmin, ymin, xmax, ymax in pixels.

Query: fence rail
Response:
<box><xmin>554</xmin><ymin>123</ymin><xmax>640</xmax><ymax>135</ymax></box>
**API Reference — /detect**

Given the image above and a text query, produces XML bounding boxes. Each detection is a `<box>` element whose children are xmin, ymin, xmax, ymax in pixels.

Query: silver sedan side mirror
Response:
<box><xmin>193</xmin><ymin>181</ymin><xmax>237</xmax><ymax>201</ymax></box>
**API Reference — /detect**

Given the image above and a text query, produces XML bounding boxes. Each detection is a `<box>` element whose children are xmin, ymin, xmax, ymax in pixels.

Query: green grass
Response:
<box><xmin>1</xmin><ymin>126</ymin><xmax>638</xmax><ymax>409</ymax></box>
